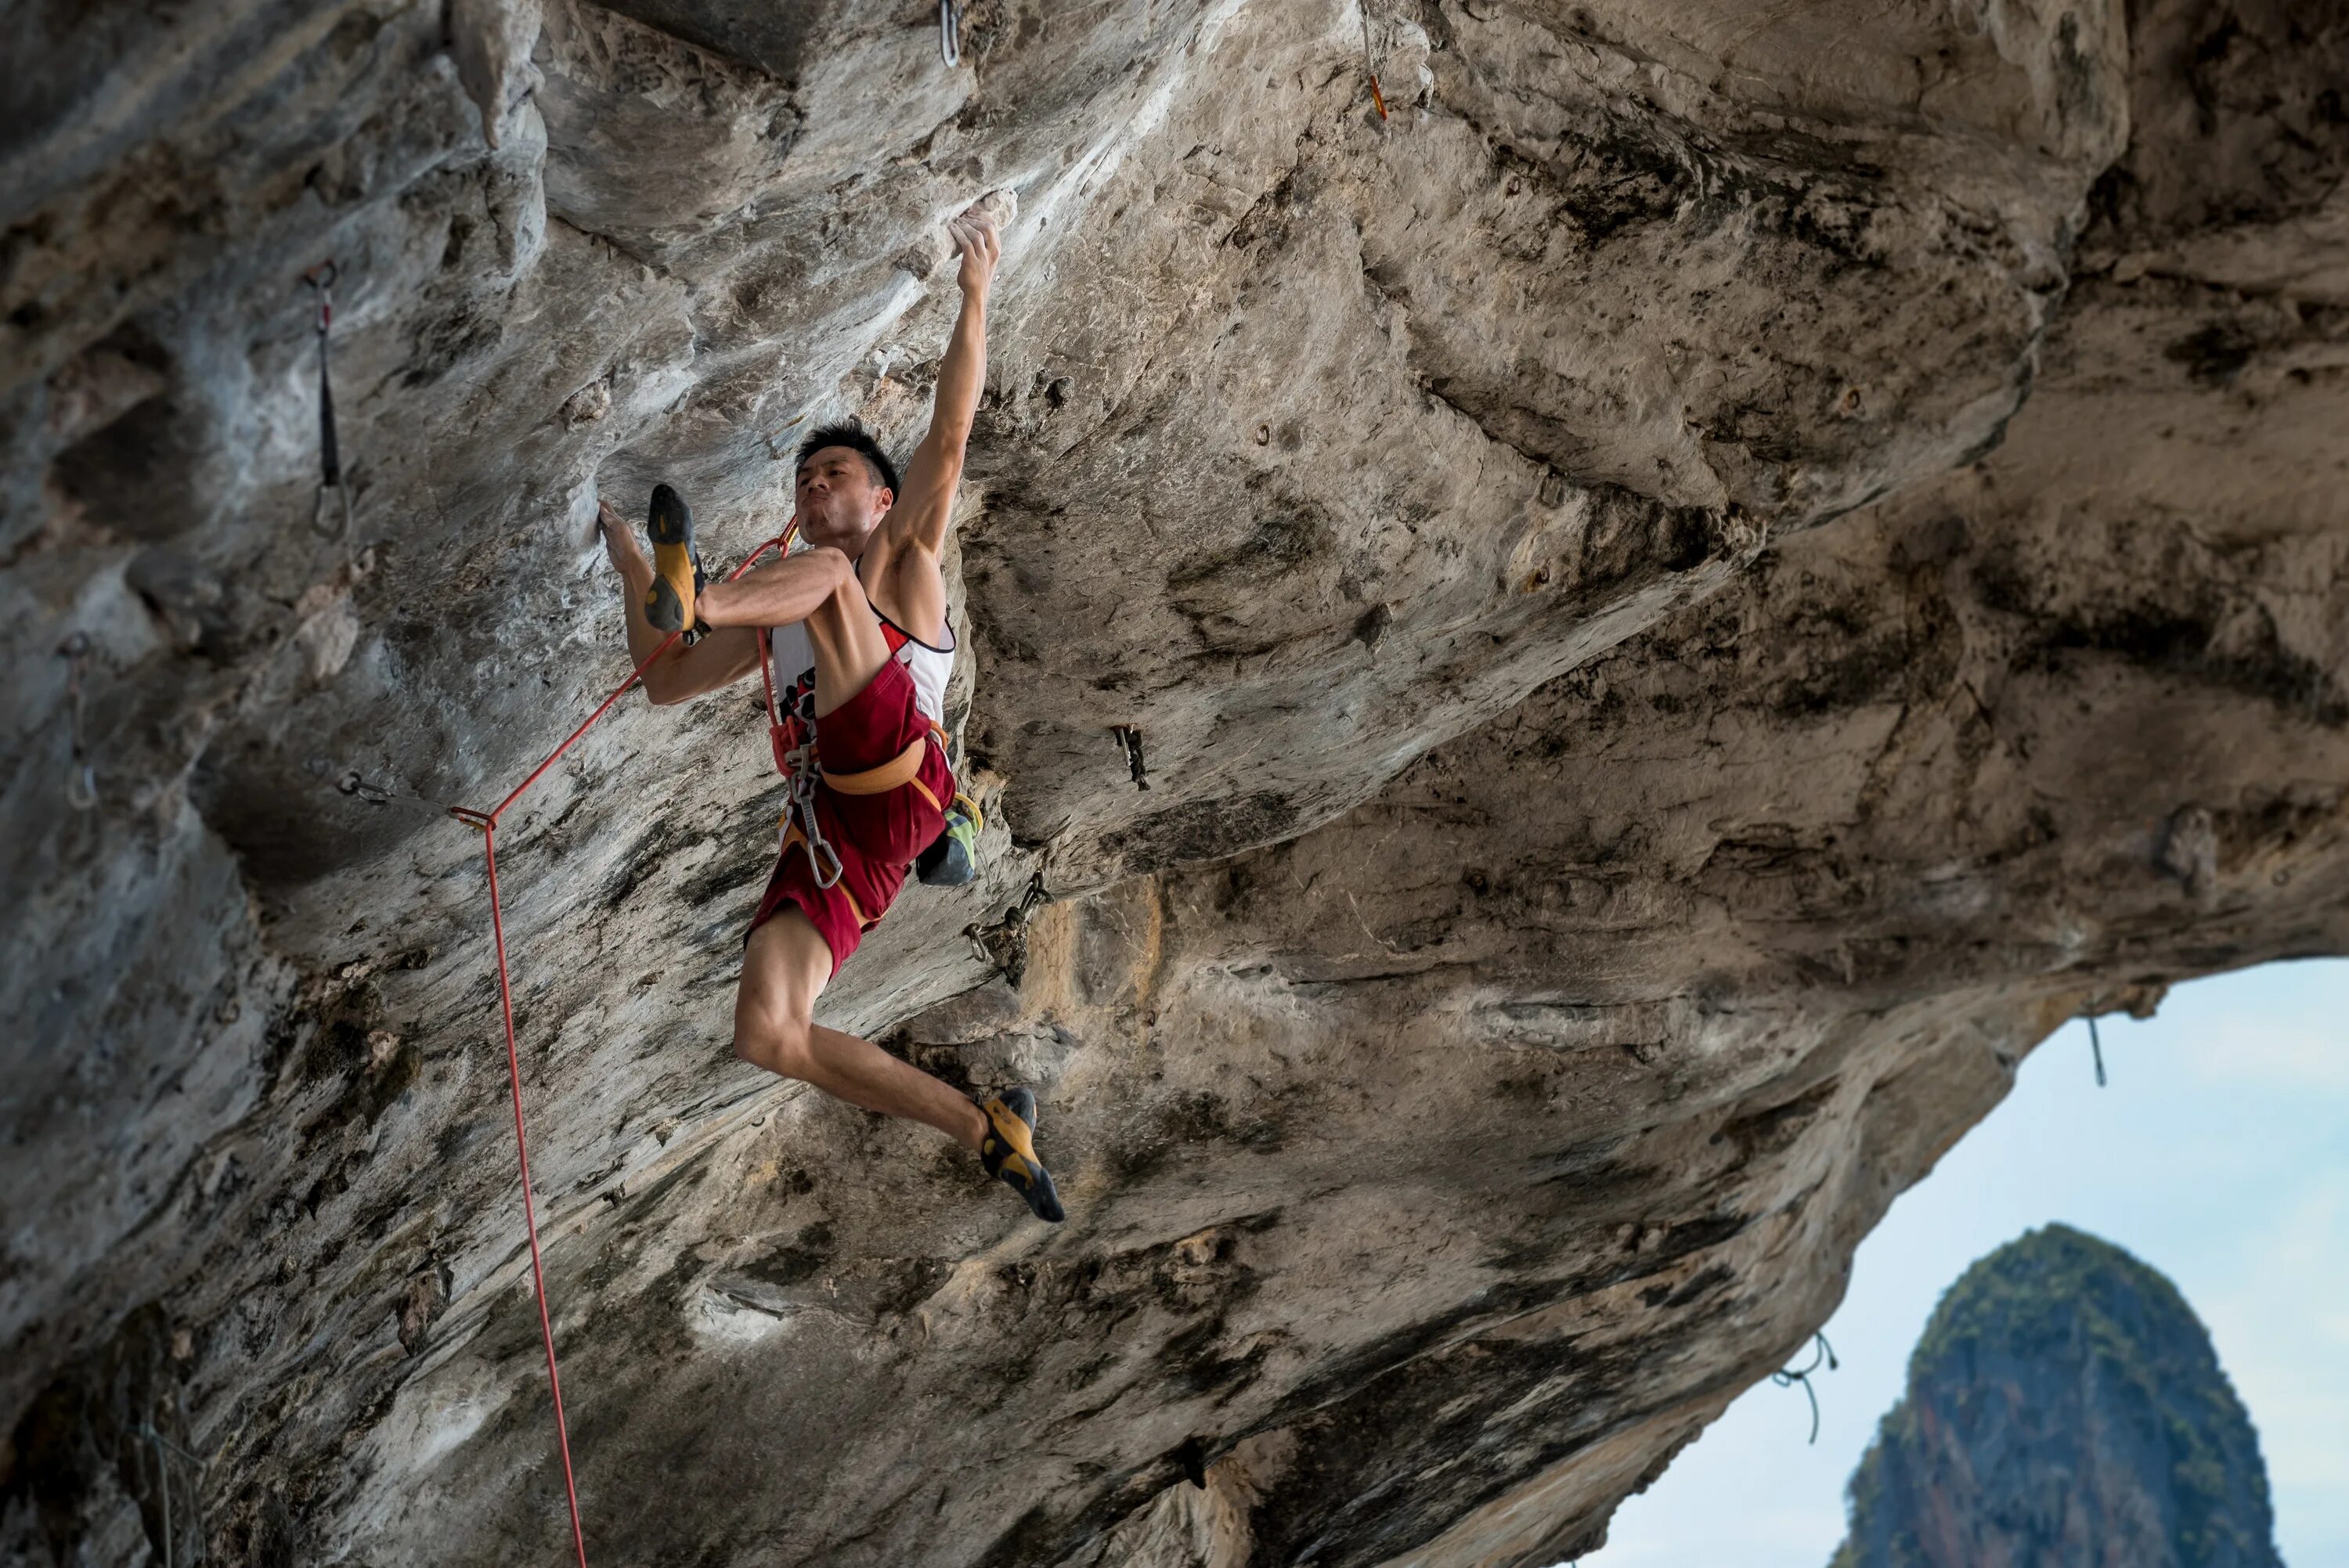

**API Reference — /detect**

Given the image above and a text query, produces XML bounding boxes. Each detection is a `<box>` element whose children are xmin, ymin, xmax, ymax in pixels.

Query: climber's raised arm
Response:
<box><xmin>864</xmin><ymin>204</ymin><xmax>1001</xmax><ymax>641</ymax></box>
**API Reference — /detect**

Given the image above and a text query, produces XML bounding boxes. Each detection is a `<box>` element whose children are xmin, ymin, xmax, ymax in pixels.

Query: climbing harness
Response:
<box><xmin>58</xmin><ymin>632</ymin><xmax>97</xmax><ymax>810</ymax></box>
<box><xmin>749</xmin><ymin>525</ymin><xmax>849</xmax><ymax>892</ymax></box>
<box><xmin>1771</xmin><ymin>1331</ymin><xmax>1838</xmax><ymax>1444</ymax></box>
<box><xmin>749</xmin><ymin>524</ymin><xmax>979</xmax><ymax>893</ymax></box>
<box><xmin>2087</xmin><ymin>1015</ymin><xmax>2109</xmax><ymax>1087</ymax></box>
<box><xmin>303</xmin><ymin>261</ymin><xmax>353</xmax><ymax>544</ymax></box>
<box><xmin>1357</xmin><ymin>2</ymin><xmax>1388</xmax><ymax>121</ymax></box>
<box><xmin>939</xmin><ymin>0</ymin><xmax>965</xmax><ymax>67</ymax></box>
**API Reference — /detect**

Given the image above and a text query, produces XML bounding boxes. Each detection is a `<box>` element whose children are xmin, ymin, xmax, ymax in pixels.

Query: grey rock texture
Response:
<box><xmin>3</xmin><ymin>2</ymin><xmax>2346</xmax><ymax>1566</ymax></box>
<box><xmin>1829</xmin><ymin>1224</ymin><xmax>2282</xmax><ymax>1568</ymax></box>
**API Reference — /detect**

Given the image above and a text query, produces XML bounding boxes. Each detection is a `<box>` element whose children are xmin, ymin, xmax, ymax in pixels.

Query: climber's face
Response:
<box><xmin>794</xmin><ymin>445</ymin><xmax>893</xmax><ymax>550</ymax></box>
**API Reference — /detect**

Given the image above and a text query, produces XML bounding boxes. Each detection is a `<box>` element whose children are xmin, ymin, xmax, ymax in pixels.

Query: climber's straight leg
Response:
<box><xmin>734</xmin><ymin>910</ymin><xmax>989</xmax><ymax>1152</ymax></box>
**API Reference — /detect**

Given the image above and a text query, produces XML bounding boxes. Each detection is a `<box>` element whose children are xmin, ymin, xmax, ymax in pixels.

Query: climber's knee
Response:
<box><xmin>738</xmin><ymin>906</ymin><xmax>829</xmax><ymax>1078</ymax></box>
<box><xmin>735</xmin><ymin>1005</ymin><xmax>814</xmax><ymax>1080</ymax></box>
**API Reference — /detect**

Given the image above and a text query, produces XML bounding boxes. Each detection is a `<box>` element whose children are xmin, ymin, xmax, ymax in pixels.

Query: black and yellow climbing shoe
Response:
<box><xmin>980</xmin><ymin>1087</ymin><xmax>1063</xmax><ymax>1223</ymax></box>
<box><xmin>644</xmin><ymin>482</ymin><xmax>704</xmax><ymax>634</ymax></box>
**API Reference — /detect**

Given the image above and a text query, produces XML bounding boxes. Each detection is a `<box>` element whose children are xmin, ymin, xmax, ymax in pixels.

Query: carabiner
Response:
<box><xmin>939</xmin><ymin>0</ymin><xmax>963</xmax><ymax>67</ymax></box>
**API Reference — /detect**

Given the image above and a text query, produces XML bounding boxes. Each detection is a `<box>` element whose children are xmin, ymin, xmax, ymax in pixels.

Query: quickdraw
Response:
<box><xmin>127</xmin><ymin>1420</ymin><xmax>208</xmax><ymax>1568</ymax></box>
<box><xmin>303</xmin><ymin>261</ymin><xmax>354</xmax><ymax>543</ymax></box>
<box><xmin>939</xmin><ymin>0</ymin><xmax>965</xmax><ymax>67</ymax></box>
<box><xmin>1358</xmin><ymin>1</ymin><xmax>1389</xmax><ymax>121</ymax></box>
<box><xmin>58</xmin><ymin>631</ymin><xmax>97</xmax><ymax>811</ymax></box>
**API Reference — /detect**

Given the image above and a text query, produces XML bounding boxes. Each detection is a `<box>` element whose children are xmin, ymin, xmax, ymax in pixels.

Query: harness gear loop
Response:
<box><xmin>59</xmin><ymin>632</ymin><xmax>97</xmax><ymax>811</ymax></box>
<box><xmin>304</xmin><ymin>261</ymin><xmax>353</xmax><ymax>543</ymax></box>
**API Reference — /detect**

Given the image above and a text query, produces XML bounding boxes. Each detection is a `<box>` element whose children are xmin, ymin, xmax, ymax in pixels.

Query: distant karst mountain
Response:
<box><xmin>1830</xmin><ymin>1224</ymin><xmax>2282</xmax><ymax>1568</ymax></box>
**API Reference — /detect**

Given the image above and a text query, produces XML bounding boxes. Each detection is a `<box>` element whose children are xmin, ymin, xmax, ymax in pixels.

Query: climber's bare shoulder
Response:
<box><xmin>858</xmin><ymin>524</ymin><xmax>949</xmax><ymax>649</ymax></box>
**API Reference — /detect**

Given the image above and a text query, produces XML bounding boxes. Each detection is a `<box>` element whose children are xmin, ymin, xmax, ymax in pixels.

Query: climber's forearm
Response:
<box><xmin>888</xmin><ymin>290</ymin><xmax>987</xmax><ymax>558</ymax></box>
<box><xmin>928</xmin><ymin>289</ymin><xmax>988</xmax><ymax>464</ymax></box>
<box><xmin>696</xmin><ymin>546</ymin><xmax>853</xmax><ymax>629</ymax></box>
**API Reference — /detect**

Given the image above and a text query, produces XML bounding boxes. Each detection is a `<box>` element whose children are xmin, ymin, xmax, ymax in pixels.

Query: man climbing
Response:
<box><xmin>595</xmin><ymin>205</ymin><xmax>1062</xmax><ymax>1223</ymax></box>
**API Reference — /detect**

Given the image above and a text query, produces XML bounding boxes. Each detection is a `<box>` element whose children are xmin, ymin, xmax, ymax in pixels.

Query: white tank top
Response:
<box><xmin>763</xmin><ymin>557</ymin><xmax>954</xmax><ymax>731</ymax></box>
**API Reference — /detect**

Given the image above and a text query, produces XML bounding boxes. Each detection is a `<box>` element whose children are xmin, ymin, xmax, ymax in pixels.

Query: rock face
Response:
<box><xmin>4</xmin><ymin>2</ymin><xmax>2347</xmax><ymax>1566</ymax></box>
<box><xmin>1831</xmin><ymin>1225</ymin><xmax>2282</xmax><ymax>1568</ymax></box>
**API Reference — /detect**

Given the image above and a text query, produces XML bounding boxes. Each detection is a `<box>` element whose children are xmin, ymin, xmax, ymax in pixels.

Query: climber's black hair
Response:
<box><xmin>796</xmin><ymin>419</ymin><xmax>900</xmax><ymax>501</ymax></box>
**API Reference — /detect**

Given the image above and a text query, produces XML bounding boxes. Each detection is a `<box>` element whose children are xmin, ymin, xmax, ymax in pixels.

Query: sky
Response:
<box><xmin>1586</xmin><ymin>957</ymin><xmax>2349</xmax><ymax>1568</ymax></box>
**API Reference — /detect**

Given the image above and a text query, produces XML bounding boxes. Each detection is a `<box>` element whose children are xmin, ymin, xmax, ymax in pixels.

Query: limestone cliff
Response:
<box><xmin>4</xmin><ymin>2</ymin><xmax>2347</xmax><ymax>1566</ymax></box>
<box><xmin>1831</xmin><ymin>1225</ymin><xmax>2282</xmax><ymax>1568</ymax></box>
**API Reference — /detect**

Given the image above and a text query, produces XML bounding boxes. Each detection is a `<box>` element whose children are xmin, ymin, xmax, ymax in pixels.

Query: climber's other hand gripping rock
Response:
<box><xmin>598</xmin><ymin>200</ymin><xmax>1063</xmax><ymax>1222</ymax></box>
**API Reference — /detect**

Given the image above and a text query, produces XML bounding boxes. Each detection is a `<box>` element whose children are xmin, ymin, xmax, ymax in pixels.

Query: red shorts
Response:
<box><xmin>746</xmin><ymin>658</ymin><xmax>954</xmax><ymax>975</ymax></box>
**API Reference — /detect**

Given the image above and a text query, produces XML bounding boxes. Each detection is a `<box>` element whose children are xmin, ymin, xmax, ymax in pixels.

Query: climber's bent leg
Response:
<box><xmin>734</xmin><ymin>636</ymin><xmax>1065</xmax><ymax>1220</ymax></box>
<box><xmin>735</xmin><ymin>910</ymin><xmax>988</xmax><ymax>1150</ymax></box>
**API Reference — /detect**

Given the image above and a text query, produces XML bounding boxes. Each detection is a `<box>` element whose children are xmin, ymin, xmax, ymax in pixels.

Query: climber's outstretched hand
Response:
<box><xmin>949</xmin><ymin>207</ymin><xmax>1001</xmax><ymax>301</ymax></box>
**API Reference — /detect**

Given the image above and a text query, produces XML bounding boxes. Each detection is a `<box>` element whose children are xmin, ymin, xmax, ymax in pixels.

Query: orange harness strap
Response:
<box><xmin>823</xmin><ymin>734</ymin><xmax>929</xmax><ymax>796</ymax></box>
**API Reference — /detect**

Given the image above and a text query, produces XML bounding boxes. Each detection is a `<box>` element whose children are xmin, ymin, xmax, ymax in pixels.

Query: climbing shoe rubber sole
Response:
<box><xmin>980</xmin><ymin>1087</ymin><xmax>1064</xmax><ymax>1223</ymax></box>
<box><xmin>644</xmin><ymin>482</ymin><xmax>702</xmax><ymax>634</ymax></box>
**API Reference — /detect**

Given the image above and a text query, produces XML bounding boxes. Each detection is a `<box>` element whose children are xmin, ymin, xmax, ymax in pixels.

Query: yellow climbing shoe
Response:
<box><xmin>980</xmin><ymin>1087</ymin><xmax>1063</xmax><ymax>1223</ymax></box>
<box><xmin>644</xmin><ymin>482</ymin><xmax>703</xmax><ymax>634</ymax></box>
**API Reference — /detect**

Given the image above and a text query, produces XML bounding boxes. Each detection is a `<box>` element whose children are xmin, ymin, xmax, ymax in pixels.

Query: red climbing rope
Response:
<box><xmin>450</xmin><ymin>528</ymin><xmax>793</xmax><ymax>1566</ymax></box>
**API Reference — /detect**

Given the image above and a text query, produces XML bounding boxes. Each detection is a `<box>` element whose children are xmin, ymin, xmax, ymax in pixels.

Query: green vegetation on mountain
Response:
<box><xmin>1830</xmin><ymin>1224</ymin><xmax>2281</xmax><ymax>1568</ymax></box>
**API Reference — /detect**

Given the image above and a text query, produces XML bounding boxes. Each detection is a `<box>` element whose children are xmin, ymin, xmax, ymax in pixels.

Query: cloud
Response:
<box><xmin>2196</xmin><ymin>1174</ymin><xmax>2349</xmax><ymax>1506</ymax></box>
<box><xmin>2180</xmin><ymin>1020</ymin><xmax>2349</xmax><ymax>1090</ymax></box>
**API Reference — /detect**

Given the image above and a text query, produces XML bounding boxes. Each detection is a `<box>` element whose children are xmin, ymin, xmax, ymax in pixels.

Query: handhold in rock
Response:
<box><xmin>559</xmin><ymin>378</ymin><xmax>610</xmax><ymax>427</ymax></box>
<box><xmin>2157</xmin><ymin>804</ymin><xmax>2218</xmax><ymax>901</ymax></box>
<box><xmin>899</xmin><ymin>190</ymin><xmax>1021</xmax><ymax>280</ymax></box>
<box><xmin>448</xmin><ymin>0</ymin><xmax>545</xmax><ymax>150</ymax></box>
<box><xmin>1173</xmin><ymin>1436</ymin><xmax>1208</xmax><ymax>1490</ymax></box>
